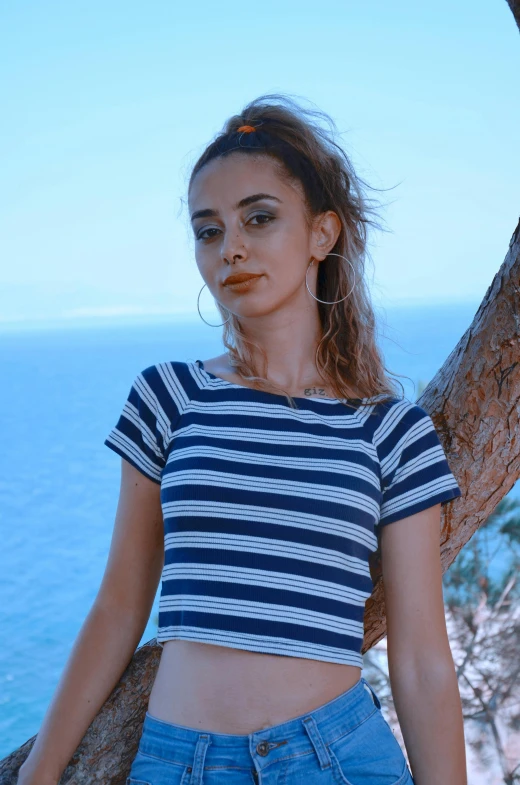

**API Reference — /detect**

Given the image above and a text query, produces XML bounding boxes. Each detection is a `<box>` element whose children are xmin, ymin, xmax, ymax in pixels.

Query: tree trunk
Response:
<box><xmin>364</xmin><ymin>218</ymin><xmax>520</xmax><ymax>648</ymax></box>
<box><xmin>506</xmin><ymin>0</ymin><xmax>520</xmax><ymax>30</ymax></box>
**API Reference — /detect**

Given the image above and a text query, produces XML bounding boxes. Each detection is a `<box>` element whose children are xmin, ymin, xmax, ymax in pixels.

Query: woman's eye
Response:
<box><xmin>196</xmin><ymin>214</ymin><xmax>274</xmax><ymax>241</ymax></box>
<box><xmin>196</xmin><ymin>227</ymin><xmax>220</xmax><ymax>241</ymax></box>
<box><xmin>249</xmin><ymin>213</ymin><xmax>274</xmax><ymax>226</ymax></box>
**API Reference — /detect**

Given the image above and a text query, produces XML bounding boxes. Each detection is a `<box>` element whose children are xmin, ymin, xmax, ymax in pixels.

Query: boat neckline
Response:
<box><xmin>192</xmin><ymin>359</ymin><xmax>377</xmax><ymax>405</ymax></box>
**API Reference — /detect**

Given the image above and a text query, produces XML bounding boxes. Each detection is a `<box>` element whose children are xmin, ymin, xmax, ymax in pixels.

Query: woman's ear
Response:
<box><xmin>310</xmin><ymin>211</ymin><xmax>342</xmax><ymax>260</ymax></box>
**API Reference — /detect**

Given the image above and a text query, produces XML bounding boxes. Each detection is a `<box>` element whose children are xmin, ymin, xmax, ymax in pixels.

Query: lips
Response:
<box><xmin>223</xmin><ymin>273</ymin><xmax>263</xmax><ymax>285</ymax></box>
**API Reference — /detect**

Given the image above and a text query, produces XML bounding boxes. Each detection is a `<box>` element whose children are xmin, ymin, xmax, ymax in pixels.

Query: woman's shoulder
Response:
<box><xmin>371</xmin><ymin>395</ymin><xmax>441</xmax><ymax>447</ymax></box>
<box><xmin>368</xmin><ymin>394</ymin><xmax>430</xmax><ymax>422</ymax></box>
<box><xmin>131</xmin><ymin>360</ymin><xmax>202</xmax><ymax>408</ymax></box>
<box><xmin>375</xmin><ymin>395</ymin><xmax>432</xmax><ymax>420</ymax></box>
<box><xmin>136</xmin><ymin>358</ymin><xmax>198</xmax><ymax>379</ymax></box>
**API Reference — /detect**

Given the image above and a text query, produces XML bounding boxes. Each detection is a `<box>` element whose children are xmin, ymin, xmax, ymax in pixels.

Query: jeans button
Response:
<box><xmin>256</xmin><ymin>741</ymin><xmax>270</xmax><ymax>756</ymax></box>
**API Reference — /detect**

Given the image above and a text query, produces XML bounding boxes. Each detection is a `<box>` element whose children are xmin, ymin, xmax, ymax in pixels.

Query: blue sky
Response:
<box><xmin>1</xmin><ymin>0</ymin><xmax>518</xmax><ymax>327</ymax></box>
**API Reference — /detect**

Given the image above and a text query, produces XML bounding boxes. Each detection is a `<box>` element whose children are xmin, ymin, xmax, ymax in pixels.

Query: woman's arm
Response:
<box><xmin>17</xmin><ymin>460</ymin><xmax>164</xmax><ymax>785</ymax></box>
<box><xmin>380</xmin><ymin>503</ymin><xmax>468</xmax><ymax>785</ymax></box>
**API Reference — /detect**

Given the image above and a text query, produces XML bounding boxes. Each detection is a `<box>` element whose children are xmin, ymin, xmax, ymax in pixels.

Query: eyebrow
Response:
<box><xmin>190</xmin><ymin>193</ymin><xmax>282</xmax><ymax>222</ymax></box>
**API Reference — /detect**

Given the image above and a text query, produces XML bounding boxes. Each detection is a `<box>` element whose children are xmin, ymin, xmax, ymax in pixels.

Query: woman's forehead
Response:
<box><xmin>189</xmin><ymin>153</ymin><xmax>298</xmax><ymax>208</ymax></box>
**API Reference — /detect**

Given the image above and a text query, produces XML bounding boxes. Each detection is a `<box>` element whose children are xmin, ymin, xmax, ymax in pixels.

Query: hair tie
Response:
<box><xmin>237</xmin><ymin>125</ymin><xmax>256</xmax><ymax>133</ymax></box>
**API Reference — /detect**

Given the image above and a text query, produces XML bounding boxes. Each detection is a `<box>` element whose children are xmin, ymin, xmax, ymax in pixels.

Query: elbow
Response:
<box><xmin>390</xmin><ymin>650</ymin><xmax>457</xmax><ymax>692</ymax></box>
<box><xmin>388</xmin><ymin>636</ymin><xmax>457</xmax><ymax>688</ymax></box>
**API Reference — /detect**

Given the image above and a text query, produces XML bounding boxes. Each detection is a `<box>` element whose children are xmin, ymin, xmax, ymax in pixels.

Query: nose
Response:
<box><xmin>220</xmin><ymin>225</ymin><xmax>248</xmax><ymax>265</ymax></box>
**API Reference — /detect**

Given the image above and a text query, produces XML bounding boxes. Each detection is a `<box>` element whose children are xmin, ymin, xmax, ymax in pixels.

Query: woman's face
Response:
<box><xmin>188</xmin><ymin>153</ymin><xmax>338</xmax><ymax>320</ymax></box>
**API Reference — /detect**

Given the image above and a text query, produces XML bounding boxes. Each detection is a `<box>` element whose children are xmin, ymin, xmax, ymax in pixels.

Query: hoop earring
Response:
<box><xmin>197</xmin><ymin>282</ymin><xmax>233</xmax><ymax>326</ymax></box>
<box><xmin>305</xmin><ymin>253</ymin><xmax>356</xmax><ymax>304</ymax></box>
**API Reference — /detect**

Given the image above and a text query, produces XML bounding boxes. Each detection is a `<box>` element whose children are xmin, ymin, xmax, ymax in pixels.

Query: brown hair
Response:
<box><xmin>188</xmin><ymin>93</ymin><xmax>408</xmax><ymax>410</ymax></box>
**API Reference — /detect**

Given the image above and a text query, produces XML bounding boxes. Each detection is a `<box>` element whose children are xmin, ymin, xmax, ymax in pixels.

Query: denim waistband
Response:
<box><xmin>138</xmin><ymin>676</ymin><xmax>381</xmax><ymax>776</ymax></box>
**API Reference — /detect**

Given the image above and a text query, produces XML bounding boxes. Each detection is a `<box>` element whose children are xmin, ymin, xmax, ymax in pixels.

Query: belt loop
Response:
<box><xmin>190</xmin><ymin>733</ymin><xmax>211</xmax><ymax>785</ymax></box>
<box><xmin>301</xmin><ymin>715</ymin><xmax>332</xmax><ymax>770</ymax></box>
<box><xmin>362</xmin><ymin>679</ymin><xmax>382</xmax><ymax>710</ymax></box>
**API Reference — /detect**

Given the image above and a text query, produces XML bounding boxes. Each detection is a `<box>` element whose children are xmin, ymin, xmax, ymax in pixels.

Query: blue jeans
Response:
<box><xmin>127</xmin><ymin>676</ymin><xmax>415</xmax><ymax>785</ymax></box>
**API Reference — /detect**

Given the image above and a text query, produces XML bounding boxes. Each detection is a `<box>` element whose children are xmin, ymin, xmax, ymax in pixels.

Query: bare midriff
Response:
<box><xmin>147</xmin><ymin>641</ymin><xmax>362</xmax><ymax>734</ymax></box>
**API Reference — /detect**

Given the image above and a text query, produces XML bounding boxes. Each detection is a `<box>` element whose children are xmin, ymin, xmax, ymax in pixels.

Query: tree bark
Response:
<box><xmin>364</xmin><ymin>218</ymin><xmax>520</xmax><ymax>649</ymax></box>
<box><xmin>506</xmin><ymin>0</ymin><xmax>520</xmax><ymax>30</ymax></box>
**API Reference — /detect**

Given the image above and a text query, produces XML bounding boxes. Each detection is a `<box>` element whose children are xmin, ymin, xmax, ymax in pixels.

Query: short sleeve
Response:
<box><xmin>104</xmin><ymin>365</ymin><xmax>171</xmax><ymax>484</ymax></box>
<box><xmin>374</xmin><ymin>400</ymin><xmax>462</xmax><ymax>527</ymax></box>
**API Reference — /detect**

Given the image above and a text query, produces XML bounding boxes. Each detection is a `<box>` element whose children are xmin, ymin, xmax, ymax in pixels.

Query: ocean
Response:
<box><xmin>1</xmin><ymin>301</ymin><xmax>515</xmax><ymax>759</ymax></box>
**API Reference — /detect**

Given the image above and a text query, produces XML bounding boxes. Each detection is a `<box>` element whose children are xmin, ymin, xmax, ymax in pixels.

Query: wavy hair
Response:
<box><xmin>188</xmin><ymin>93</ymin><xmax>408</xmax><ymax>410</ymax></box>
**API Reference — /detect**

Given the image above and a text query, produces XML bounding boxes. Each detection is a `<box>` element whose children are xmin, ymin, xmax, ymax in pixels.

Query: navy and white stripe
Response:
<box><xmin>104</xmin><ymin>360</ymin><xmax>462</xmax><ymax>666</ymax></box>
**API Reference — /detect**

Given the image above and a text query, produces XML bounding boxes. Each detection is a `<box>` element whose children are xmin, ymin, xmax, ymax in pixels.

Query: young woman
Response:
<box><xmin>18</xmin><ymin>95</ymin><xmax>467</xmax><ymax>785</ymax></box>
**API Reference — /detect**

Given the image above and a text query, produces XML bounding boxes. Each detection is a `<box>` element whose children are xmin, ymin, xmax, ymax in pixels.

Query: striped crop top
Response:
<box><xmin>104</xmin><ymin>359</ymin><xmax>462</xmax><ymax>666</ymax></box>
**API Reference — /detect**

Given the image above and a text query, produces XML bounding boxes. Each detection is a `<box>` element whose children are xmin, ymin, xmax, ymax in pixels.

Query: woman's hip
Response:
<box><xmin>127</xmin><ymin>676</ymin><xmax>414</xmax><ymax>785</ymax></box>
